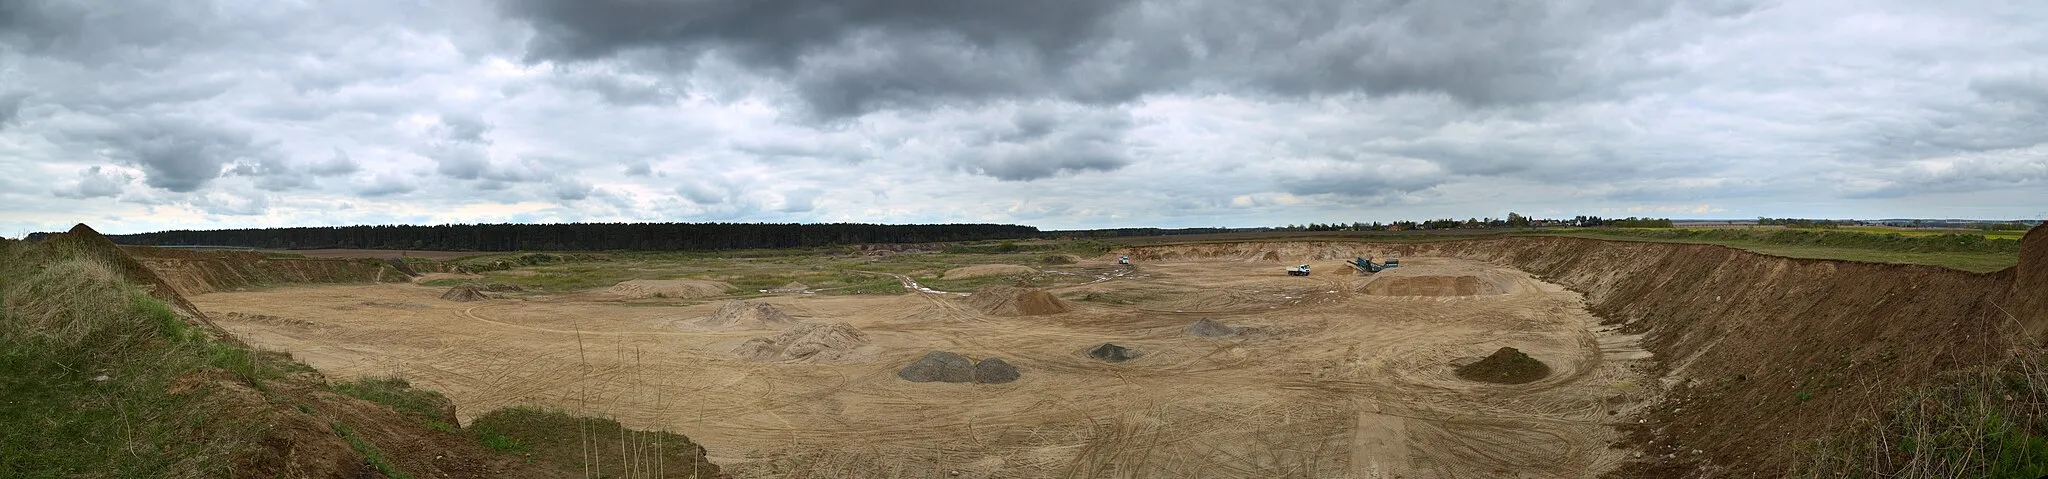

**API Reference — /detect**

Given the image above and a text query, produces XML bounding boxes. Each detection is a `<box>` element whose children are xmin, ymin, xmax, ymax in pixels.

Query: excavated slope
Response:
<box><xmin>124</xmin><ymin>246</ymin><xmax>414</xmax><ymax>296</ymax></box>
<box><xmin>1126</xmin><ymin>228</ymin><xmax>2042</xmax><ymax>477</ymax></box>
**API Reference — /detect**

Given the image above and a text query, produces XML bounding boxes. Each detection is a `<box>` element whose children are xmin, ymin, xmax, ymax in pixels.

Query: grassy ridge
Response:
<box><xmin>1539</xmin><ymin>228</ymin><xmax>2020</xmax><ymax>272</ymax></box>
<box><xmin>0</xmin><ymin>244</ymin><xmax>251</xmax><ymax>477</ymax></box>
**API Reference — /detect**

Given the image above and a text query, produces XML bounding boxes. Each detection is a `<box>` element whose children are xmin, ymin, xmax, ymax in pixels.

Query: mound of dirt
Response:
<box><xmin>1087</xmin><ymin>343</ymin><xmax>1137</xmax><ymax>363</ymax></box>
<box><xmin>1185</xmin><ymin>318</ymin><xmax>1239</xmax><ymax>338</ymax></box>
<box><xmin>439</xmin><ymin>286</ymin><xmax>489</xmax><ymax>302</ymax></box>
<box><xmin>732</xmin><ymin>322</ymin><xmax>871</xmax><ymax>363</ymax></box>
<box><xmin>974</xmin><ymin>357</ymin><xmax>1020</xmax><ymax>384</ymax></box>
<box><xmin>609</xmin><ymin>279</ymin><xmax>734</xmax><ymax>299</ymax></box>
<box><xmin>897</xmin><ymin>351</ymin><xmax>976</xmax><ymax>383</ymax></box>
<box><xmin>944</xmin><ymin>264</ymin><xmax>1036</xmax><ymax>279</ymax></box>
<box><xmin>693</xmin><ymin>301</ymin><xmax>803</xmax><ymax>330</ymax></box>
<box><xmin>769</xmin><ymin>282</ymin><xmax>809</xmax><ymax>293</ymax></box>
<box><xmin>1361</xmin><ymin>273</ymin><xmax>1514</xmax><ymax>297</ymax></box>
<box><xmin>479</xmin><ymin>283</ymin><xmax>524</xmax><ymax>292</ymax></box>
<box><xmin>966</xmin><ymin>286</ymin><xmax>1071</xmax><ymax>316</ymax></box>
<box><xmin>1455</xmin><ymin>347</ymin><xmax>1551</xmax><ymax>384</ymax></box>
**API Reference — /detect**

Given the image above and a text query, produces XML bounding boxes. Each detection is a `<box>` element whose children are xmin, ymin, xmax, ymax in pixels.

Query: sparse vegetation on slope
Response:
<box><xmin>1</xmin><ymin>225</ymin><xmax>726</xmax><ymax>478</ymax></box>
<box><xmin>467</xmin><ymin>407</ymin><xmax>722</xmax><ymax>478</ymax></box>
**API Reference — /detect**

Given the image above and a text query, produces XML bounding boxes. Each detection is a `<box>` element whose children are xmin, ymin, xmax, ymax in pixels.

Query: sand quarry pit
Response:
<box><xmin>193</xmin><ymin>254</ymin><xmax>1651</xmax><ymax>477</ymax></box>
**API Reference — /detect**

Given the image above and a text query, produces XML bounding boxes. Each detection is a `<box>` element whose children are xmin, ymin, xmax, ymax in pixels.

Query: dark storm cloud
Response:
<box><xmin>1972</xmin><ymin>73</ymin><xmax>2048</xmax><ymax>107</ymax></box>
<box><xmin>58</xmin><ymin>117</ymin><xmax>274</xmax><ymax>193</ymax></box>
<box><xmin>675</xmin><ymin>180</ymin><xmax>730</xmax><ymax>205</ymax></box>
<box><xmin>623</xmin><ymin>161</ymin><xmax>653</xmax><ymax>176</ymax></box>
<box><xmin>947</xmin><ymin>105</ymin><xmax>1134</xmax><ymax>181</ymax></box>
<box><xmin>437</xmin><ymin>114</ymin><xmax>494</xmax><ymax>144</ymax></box>
<box><xmin>0</xmin><ymin>92</ymin><xmax>27</xmax><ymax>128</ymax></box>
<box><xmin>51</xmin><ymin>166</ymin><xmax>133</xmax><ymax>199</ymax></box>
<box><xmin>500</xmin><ymin>0</ymin><xmax>1702</xmax><ymax>117</ymax></box>
<box><xmin>308</xmin><ymin>148</ymin><xmax>362</xmax><ymax>176</ymax></box>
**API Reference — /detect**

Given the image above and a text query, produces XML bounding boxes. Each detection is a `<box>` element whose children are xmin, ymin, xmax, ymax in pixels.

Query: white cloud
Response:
<box><xmin>1</xmin><ymin>0</ymin><xmax>2045</xmax><ymax>236</ymax></box>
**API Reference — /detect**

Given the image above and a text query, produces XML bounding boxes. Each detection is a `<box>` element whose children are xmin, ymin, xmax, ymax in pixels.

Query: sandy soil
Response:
<box><xmin>258</xmin><ymin>248</ymin><xmax>484</xmax><ymax>260</ymax></box>
<box><xmin>194</xmin><ymin>256</ymin><xmax>1651</xmax><ymax>478</ymax></box>
<box><xmin>944</xmin><ymin>264</ymin><xmax>1038</xmax><ymax>279</ymax></box>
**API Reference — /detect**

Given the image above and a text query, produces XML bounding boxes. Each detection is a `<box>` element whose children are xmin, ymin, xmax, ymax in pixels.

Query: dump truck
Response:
<box><xmin>1286</xmin><ymin>264</ymin><xmax>1311</xmax><ymax>276</ymax></box>
<box><xmin>1348</xmin><ymin>256</ymin><xmax>1399</xmax><ymax>273</ymax></box>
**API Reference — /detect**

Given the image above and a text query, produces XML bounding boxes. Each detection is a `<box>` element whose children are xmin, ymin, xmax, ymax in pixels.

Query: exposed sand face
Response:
<box><xmin>194</xmin><ymin>256</ymin><xmax>1650</xmax><ymax>478</ymax></box>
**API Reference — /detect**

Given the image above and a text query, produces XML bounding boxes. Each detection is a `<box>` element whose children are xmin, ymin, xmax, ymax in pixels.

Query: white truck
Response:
<box><xmin>1286</xmin><ymin>264</ymin><xmax>1311</xmax><ymax>276</ymax></box>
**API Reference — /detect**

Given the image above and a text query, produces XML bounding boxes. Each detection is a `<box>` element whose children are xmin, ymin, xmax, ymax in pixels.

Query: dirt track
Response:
<box><xmin>195</xmin><ymin>256</ymin><xmax>1651</xmax><ymax>478</ymax></box>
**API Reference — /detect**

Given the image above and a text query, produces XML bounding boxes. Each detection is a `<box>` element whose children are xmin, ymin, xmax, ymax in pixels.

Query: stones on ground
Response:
<box><xmin>1455</xmin><ymin>347</ymin><xmax>1552</xmax><ymax>384</ymax></box>
<box><xmin>1185</xmin><ymin>318</ymin><xmax>1239</xmax><ymax>338</ymax></box>
<box><xmin>897</xmin><ymin>351</ymin><xmax>1021</xmax><ymax>384</ymax></box>
<box><xmin>692</xmin><ymin>301</ymin><xmax>803</xmax><ymax>330</ymax></box>
<box><xmin>439</xmin><ymin>285</ymin><xmax>488</xmax><ymax>302</ymax></box>
<box><xmin>897</xmin><ymin>351</ymin><xmax>976</xmax><ymax>383</ymax></box>
<box><xmin>973</xmin><ymin>357</ymin><xmax>1020</xmax><ymax>384</ymax></box>
<box><xmin>1088</xmin><ymin>343</ymin><xmax>1137</xmax><ymax>363</ymax></box>
<box><xmin>732</xmin><ymin>322</ymin><xmax>871</xmax><ymax>364</ymax></box>
<box><xmin>966</xmin><ymin>285</ymin><xmax>1071</xmax><ymax>316</ymax></box>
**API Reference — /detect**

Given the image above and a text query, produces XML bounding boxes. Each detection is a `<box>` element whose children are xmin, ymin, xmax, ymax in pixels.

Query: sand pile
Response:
<box><xmin>609</xmin><ymin>279</ymin><xmax>734</xmax><ymax>299</ymax></box>
<box><xmin>1087</xmin><ymin>343</ymin><xmax>1137</xmax><ymax>362</ymax></box>
<box><xmin>769</xmin><ymin>282</ymin><xmax>809</xmax><ymax>293</ymax></box>
<box><xmin>733</xmin><ymin>322</ymin><xmax>871</xmax><ymax>363</ymax></box>
<box><xmin>1361</xmin><ymin>271</ymin><xmax>1517</xmax><ymax>297</ymax></box>
<box><xmin>692</xmin><ymin>301</ymin><xmax>803</xmax><ymax>330</ymax></box>
<box><xmin>944</xmin><ymin>264</ymin><xmax>1036</xmax><ymax>279</ymax></box>
<box><xmin>966</xmin><ymin>286</ymin><xmax>1071</xmax><ymax>316</ymax></box>
<box><xmin>439</xmin><ymin>286</ymin><xmax>489</xmax><ymax>302</ymax></box>
<box><xmin>897</xmin><ymin>351</ymin><xmax>1019</xmax><ymax>384</ymax></box>
<box><xmin>1455</xmin><ymin>347</ymin><xmax>1551</xmax><ymax>384</ymax></box>
<box><xmin>1185</xmin><ymin>318</ymin><xmax>1239</xmax><ymax>338</ymax></box>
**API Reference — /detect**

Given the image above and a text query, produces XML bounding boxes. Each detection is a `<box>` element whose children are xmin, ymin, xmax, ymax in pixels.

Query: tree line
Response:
<box><xmin>1273</xmin><ymin>214</ymin><xmax>1673</xmax><ymax>231</ymax></box>
<box><xmin>99</xmin><ymin>222</ymin><xmax>1041</xmax><ymax>252</ymax></box>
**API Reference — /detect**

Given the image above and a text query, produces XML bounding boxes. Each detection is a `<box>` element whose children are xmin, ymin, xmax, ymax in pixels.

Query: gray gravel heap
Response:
<box><xmin>973</xmin><ymin>357</ymin><xmax>1020</xmax><ymax>384</ymax></box>
<box><xmin>1088</xmin><ymin>343</ymin><xmax>1136</xmax><ymax>363</ymax></box>
<box><xmin>897</xmin><ymin>351</ymin><xmax>975</xmax><ymax>383</ymax></box>
<box><xmin>1185</xmin><ymin>318</ymin><xmax>1238</xmax><ymax>338</ymax></box>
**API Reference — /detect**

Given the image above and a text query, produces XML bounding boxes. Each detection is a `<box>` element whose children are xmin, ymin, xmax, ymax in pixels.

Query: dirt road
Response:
<box><xmin>194</xmin><ymin>256</ymin><xmax>1649</xmax><ymax>478</ymax></box>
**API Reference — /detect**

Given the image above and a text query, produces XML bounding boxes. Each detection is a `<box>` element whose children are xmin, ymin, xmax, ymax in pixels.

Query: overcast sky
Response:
<box><xmin>1</xmin><ymin>0</ymin><xmax>2044</xmax><ymax>235</ymax></box>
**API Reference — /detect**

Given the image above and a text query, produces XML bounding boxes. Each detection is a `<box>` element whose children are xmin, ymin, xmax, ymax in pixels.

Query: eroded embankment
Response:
<box><xmin>1128</xmin><ymin>232</ymin><xmax>2042</xmax><ymax>477</ymax></box>
<box><xmin>124</xmin><ymin>246</ymin><xmax>453</xmax><ymax>296</ymax></box>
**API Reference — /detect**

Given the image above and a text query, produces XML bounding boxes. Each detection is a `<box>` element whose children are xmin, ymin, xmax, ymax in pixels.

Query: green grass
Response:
<box><xmin>334</xmin><ymin>377</ymin><xmax>455</xmax><ymax>424</ymax></box>
<box><xmin>1796</xmin><ymin>354</ymin><xmax>2048</xmax><ymax>478</ymax></box>
<box><xmin>467</xmin><ymin>406</ymin><xmax>721</xmax><ymax>478</ymax></box>
<box><xmin>0</xmin><ymin>252</ymin><xmax>251</xmax><ymax>477</ymax></box>
<box><xmin>1836</xmin><ymin>226</ymin><xmax>2030</xmax><ymax>240</ymax></box>
<box><xmin>332</xmin><ymin>422</ymin><xmax>413</xmax><ymax>479</ymax></box>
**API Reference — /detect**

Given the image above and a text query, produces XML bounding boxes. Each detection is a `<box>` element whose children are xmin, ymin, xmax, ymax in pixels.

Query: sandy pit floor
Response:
<box><xmin>193</xmin><ymin>256</ymin><xmax>1651</xmax><ymax>478</ymax></box>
